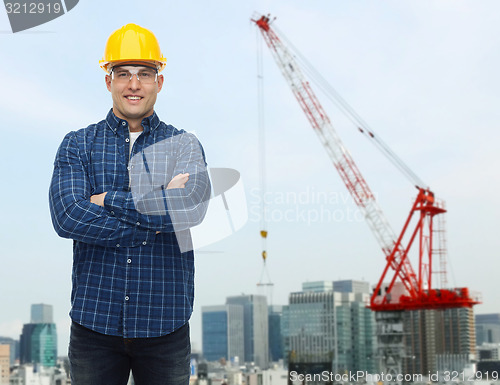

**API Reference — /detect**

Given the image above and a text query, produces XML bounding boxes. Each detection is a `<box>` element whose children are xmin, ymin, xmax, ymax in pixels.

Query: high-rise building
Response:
<box><xmin>268</xmin><ymin>305</ymin><xmax>283</xmax><ymax>362</ymax></box>
<box><xmin>0</xmin><ymin>344</ymin><xmax>9</xmax><ymax>385</ymax></box>
<box><xmin>19</xmin><ymin>304</ymin><xmax>57</xmax><ymax>367</ymax></box>
<box><xmin>282</xmin><ymin>280</ymin><xmax>376</xmax><ymax>374</ymax></box>
<box><xmin>475</xmin><ymin>314</ymin><xmax>500</xmax><ymax>345</ymax></box>
<box><xmin>202</xmin><ymin>305</ymin><xmax>244</xmax><ymax>362</ymax></box>
<box><xmin>30</xmin><ymin>304</ymin><xmax>53</xmax><ymax>324</ymax></box>
<box><xmin>20</xmin><ymin>324</ymin><xmax>57</xmax><ymax>367</ymax></box>
<box><xmin>226</xmin><ymin>295</ymin><xmax>269</xmax><ymax>369</ymax></box>
<box><xmin>403</xmin><ymin>307</ymin><xmax>477</xmax><ymax>375</ymax></box>
<box><xmin>350</xmin><ymin>300</ymin><xmax>376</xmax><ymax>372</ymax></box>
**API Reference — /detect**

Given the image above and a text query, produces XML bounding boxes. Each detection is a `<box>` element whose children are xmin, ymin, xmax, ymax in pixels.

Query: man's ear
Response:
<box><xmin>157</xmin><ymin>74</ymin><xmax>164</xmax><ymax>93</ymax></box>
<box><xmin>105</xmin><ymin>75</ymin><xmax>112</xmax><ymax>91</ymax></box>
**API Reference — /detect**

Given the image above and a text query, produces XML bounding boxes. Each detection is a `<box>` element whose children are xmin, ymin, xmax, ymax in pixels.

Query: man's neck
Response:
<box><xmin>128</xmin><ymin>120</ymin><xmax>143</xmax><ymax>132</ymax></box>
<box><xmin>112</xmin><ymin>108</ymin><xmax>151</xmax><ymax>132</ymax></box>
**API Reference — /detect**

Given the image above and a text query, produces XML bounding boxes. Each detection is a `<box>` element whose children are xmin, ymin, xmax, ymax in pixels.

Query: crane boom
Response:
<box><xmin>253</xmin><ymin>15</ymin><xmax>418</xmax><ymax>297</ymax></box>
<box><xmin>253</xmin><ymin>14</ymin><xmax>479</xmax><ymax>311</ymax></box>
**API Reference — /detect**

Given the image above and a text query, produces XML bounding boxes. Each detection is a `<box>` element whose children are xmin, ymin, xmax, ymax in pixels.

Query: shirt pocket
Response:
<box><xmin>89</xmin><ymin>140</ymin><xmax>128</xmax><ymax>193</ymax></box>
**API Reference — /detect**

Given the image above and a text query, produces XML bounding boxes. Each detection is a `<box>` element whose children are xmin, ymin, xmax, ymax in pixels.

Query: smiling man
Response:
<box><xmin>107</xmin><ymin>64</ymin><xmax>161</xmax><ymax>129</ymax></box>
<box><xmin>49</xmin><ymin>24</ymin><xmax>211</xmax><ymax>385</ymax></box>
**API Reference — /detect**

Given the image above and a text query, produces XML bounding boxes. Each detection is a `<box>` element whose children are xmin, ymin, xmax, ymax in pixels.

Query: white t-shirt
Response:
<box><xmin>129</xmin><ymin>131</ymin><xmax>142</xmax><ymax>158</ymax></box>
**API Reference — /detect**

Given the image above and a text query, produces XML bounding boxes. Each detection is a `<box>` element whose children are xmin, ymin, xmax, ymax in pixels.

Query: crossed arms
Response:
<box><xmin>49</xmin><ymin>131</ymin><xmax>211</xmax><ymax>248</ymax></box>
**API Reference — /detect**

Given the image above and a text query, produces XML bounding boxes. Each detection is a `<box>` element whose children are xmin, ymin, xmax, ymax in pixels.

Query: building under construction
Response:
<box><xmin>282</xmin><ymin>283</ymin><xmax>477</xmax><ymax>382</ymax></box>
<box><xmin>403</xmin><ymin>308</ymin><xmax>476</xmax><ymax>375</ymax></box>
<box><xmin>377</xmin><ymin>307</ymin><xmax>477</xmax><ymax>379</ymax></box>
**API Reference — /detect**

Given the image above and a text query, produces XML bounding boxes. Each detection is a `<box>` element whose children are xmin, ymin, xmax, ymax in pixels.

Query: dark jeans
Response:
<box><xmin>69</xmin><ymin>321</ymin><xmax>191</xmax><ymax>385</ymax></box>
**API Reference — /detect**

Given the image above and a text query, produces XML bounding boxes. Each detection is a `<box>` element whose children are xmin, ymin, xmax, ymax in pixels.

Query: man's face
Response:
<box><xmin>105</xmin><ymin>62</ymin><xmax>164</xmax><ymax>123</ymax></box>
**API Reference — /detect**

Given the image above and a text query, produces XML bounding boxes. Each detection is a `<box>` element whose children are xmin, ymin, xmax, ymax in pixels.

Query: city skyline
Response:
<box><xmin>1</xmin><ymin>0</ymin><xmax>500</xmax><ymax>356</ymax></box>
<box><xmin>2</xmin><ymin>292</ymin><xmax>500</xmax><ymax>364</ymax></box>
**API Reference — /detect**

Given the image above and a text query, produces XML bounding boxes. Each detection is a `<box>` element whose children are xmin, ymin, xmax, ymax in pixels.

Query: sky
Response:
<box><xmin>1</xmin><ymin>0</ymin><xmax>499</xmax><ymax>356</ymax></box>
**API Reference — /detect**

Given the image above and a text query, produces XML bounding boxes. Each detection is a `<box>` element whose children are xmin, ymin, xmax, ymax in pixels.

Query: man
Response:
<box><xmin>49</xmin><ymin>23</ymin><xmax>210</xmax><ymax>385</ymax></box>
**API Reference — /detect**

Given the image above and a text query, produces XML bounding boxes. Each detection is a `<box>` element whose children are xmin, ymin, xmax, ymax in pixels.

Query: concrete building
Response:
<box><xmin>476</xmin><ymin>343</ymin><xmax>500</xmax><ymax>360</ymax></box>
<box><xmin>476</xmin><ymin>343</ymin><xmax>500</xmax><ymax>374</ymax></box>
<box><xmin>282</xmin><ymin>280</ymin><xmax>376</xmax><ymax>375</ymax></box>
<box><xmin>9</xmin><ymin>362</ymin><xmax>68</xmax><ymax>385</ymax></box>
<box><xmin>0</xmin><ymin>337</ymin><xmax>18</xmax><ymax>365</ymax></box>
<box><xmin>226</xmin><ymin>295</ymin><xmax>269</xmax><ymax>369</ymax></box>
<box><xmin>475</xmin><ymin>313</ymin><xmax>500</xmax><ymax>345</ymax></box>
<box><xmin>0</xmin><ymin>344</ymin><xmax>9</xmax><ymax>385</ymax></box>
<box><xmin>202</xmin><ymin>304</ymin><xmax>244</xmax><ymax>362</ymax></box>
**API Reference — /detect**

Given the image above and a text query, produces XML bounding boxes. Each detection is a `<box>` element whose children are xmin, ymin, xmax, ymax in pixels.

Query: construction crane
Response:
<box><xmin>252</xmin><ymin>13</ymin><xmax>480</xmax><ymax>379</ymax></box>
<box><xmin>252</xmin><ymin>13</ymin><xmax>478</xmax><ymax>312</ymax></box>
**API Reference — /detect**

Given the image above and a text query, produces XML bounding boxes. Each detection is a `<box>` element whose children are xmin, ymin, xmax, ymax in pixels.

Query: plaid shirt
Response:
<box><xmin>49</xmin><ymin>109</ymin><xmax>210</xmax><ymax>338</ymax></box>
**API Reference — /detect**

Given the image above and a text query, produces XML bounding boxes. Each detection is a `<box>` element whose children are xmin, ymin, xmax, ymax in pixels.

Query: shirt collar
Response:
<box><xmin>105</xmin><ymin>109</ymin><xmax>161</xmax><ymax>134</ymax></box>
<box><xmin>141</xmin><ymin>111</ymin><xmax>161</xmax><ymax>133</ymax></box>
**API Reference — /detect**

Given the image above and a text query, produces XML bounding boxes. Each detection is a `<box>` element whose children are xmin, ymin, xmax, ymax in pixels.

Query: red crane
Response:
<box><xmin>252</xmin><ymin>14</ymin><xmax>479</xmax><ymax>312</ymax></box>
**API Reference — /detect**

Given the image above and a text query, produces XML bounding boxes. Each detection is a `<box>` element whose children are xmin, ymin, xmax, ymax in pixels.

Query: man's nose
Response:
<box><xmin>128</xmin><ymin>74</ymin><xmax>141</xmax><ymax>88</ymax></box>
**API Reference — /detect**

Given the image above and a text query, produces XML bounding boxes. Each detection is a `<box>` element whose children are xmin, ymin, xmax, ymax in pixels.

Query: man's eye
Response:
<box><xmin>116</xmin><ymin>72</ymin><xmax>129</xmax><ymax>78</ymax></box>
<box><xmin>140</xmin><ymin>72</ymin><xmax>154</xmax><ymax>78</ymax></box>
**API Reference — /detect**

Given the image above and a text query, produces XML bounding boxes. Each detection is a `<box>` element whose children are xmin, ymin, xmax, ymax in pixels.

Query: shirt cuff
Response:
<box><xmin>104</xmin><ymin>191</ymin><xmax>155</xmax><ymax>247</ymax></box>
<box><xmin>104</xmin><ymin>190</ymin><xmax>135</xmax><ymax>221</ymax></box>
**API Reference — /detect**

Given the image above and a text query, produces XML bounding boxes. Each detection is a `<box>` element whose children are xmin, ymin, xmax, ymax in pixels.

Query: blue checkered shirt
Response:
<box><xmin>49</xmin><ymin>109</ymin><xmax>210</xmax><ymax>338</ymax></box>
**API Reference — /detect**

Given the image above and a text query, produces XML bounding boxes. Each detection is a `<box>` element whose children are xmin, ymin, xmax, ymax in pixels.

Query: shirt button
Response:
<box><xmin>142</xmin><ymin>241</ymin><xmax>147</xmax><ymax>245</ymax></box>
<box><xmin>136</xmin><ymin>222</ymin><xmax>140</xmax><ymax>226</ymax></box>
<box><xmin>116</xmin><ymin>244</ymin><xmax>120</xmax><ymax>248</ymax></box>
<box><xmin>127</xmin><ymin>166</ymin><xmax>132</xmax><ymax>171</ymax></box>
<box><xmin>121</xmin><ymin>121</ymin><xmax>126</xmax><ymax>126</ymax></box>
<box><xmin>125</xmin><ymin>138</ymin><xmax>130</xmax><ymax>143</ymax></box>
<box><xmin>111</xmin><ymin>211</ymin><xmax>115</xmax><ymax>215</ymax></box>
<box><xmin>125</xmin><ymin>296</ymin><xmax>129</xmax><ymax>301</ymax></box>
<box><xmin>127</xmin><ymin>259</ymin><xmax>132</xmax><ymax>264</ymax></box>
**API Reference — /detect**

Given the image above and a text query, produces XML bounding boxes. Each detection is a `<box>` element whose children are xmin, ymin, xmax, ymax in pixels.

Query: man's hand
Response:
<box><xmin>166</xmin><ymin>173</ymin><xmax>189</xmax><ymax>189</ymax></box>
<box><xmin>90</xmin><ymin>192</ymin><xmax>108</xmax><ymax>207</ymax></box>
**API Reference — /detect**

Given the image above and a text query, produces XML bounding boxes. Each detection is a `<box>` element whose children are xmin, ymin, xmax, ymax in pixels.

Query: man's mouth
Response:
<box><xmin>126</xmin><ymin>96</ymin><xmax>142</xmax><ymax>100</ymax></box>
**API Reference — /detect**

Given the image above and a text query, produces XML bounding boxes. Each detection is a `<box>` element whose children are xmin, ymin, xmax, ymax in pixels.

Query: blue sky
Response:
<box><xmin>1</xmin><ymin>0</ymin><xmax>499</xmax><ymax>355</ymax></box>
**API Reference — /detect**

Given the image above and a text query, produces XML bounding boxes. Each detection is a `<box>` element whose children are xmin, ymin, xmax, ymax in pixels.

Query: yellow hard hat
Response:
<box><xmin>99</xmin><ymin>23</ymin><xmax>167</xmax><ymax>73</ymax></box>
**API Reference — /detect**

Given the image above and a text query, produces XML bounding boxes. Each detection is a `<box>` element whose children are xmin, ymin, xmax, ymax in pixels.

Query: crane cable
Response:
<box><xmin>256</xmin><ymin>26</ymin><xmax>274</xmax><ymax>301</ymax></box>
<box><xmin>274</xmin><ymin>25</ymin><xmax>427</xmax><ymax>190</ymax></box>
